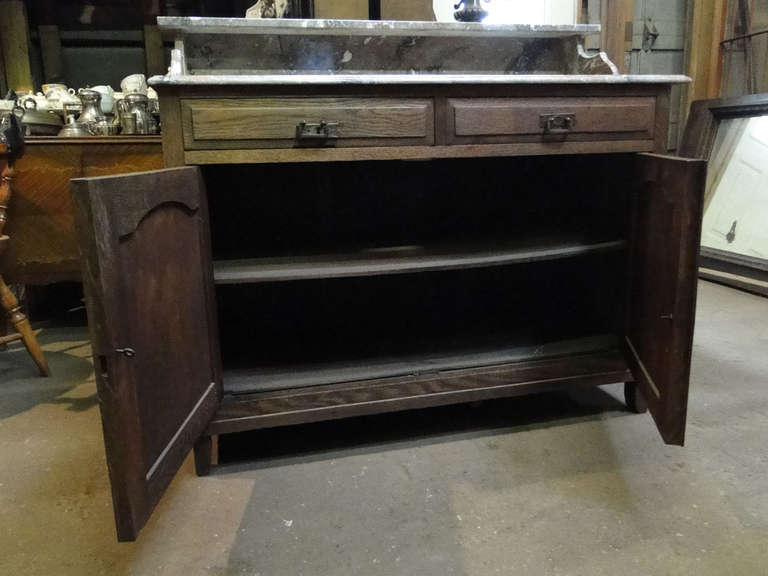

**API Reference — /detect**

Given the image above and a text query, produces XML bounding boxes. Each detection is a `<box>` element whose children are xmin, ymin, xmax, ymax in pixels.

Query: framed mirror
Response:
<box><xmin>680</xmin><ymin>93</ymin><xmax>768</xmax><ymax>297</ymax></box>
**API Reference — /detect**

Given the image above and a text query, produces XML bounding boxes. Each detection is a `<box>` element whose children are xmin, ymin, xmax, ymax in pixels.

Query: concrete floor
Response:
<box><xmin>1</xmin><ymin>280</ymin><xmax>767</xmax><ymax>576</ymax></box>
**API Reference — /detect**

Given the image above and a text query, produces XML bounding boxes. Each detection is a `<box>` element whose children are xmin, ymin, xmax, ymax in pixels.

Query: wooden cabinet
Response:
<box><xmin>2</xmin><ymin>137</ymin><xmax>162</xmax><ymax>284</ymax></box>
<box><xmin>73</xmin><ymin>80</ymin><xmax>705</xmax><ymax>541</ymax></box>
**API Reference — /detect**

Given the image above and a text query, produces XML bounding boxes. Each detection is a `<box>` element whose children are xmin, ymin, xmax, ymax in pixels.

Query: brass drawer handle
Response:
<box><xmin>540</xmin><ymin>114</ymin><xmax>576</xmax><ymax>134</ymax></box>
<box><xmin>296</xmin><ymin>121</ymin><xmax>340</xmax><ymax>141</ymax></box>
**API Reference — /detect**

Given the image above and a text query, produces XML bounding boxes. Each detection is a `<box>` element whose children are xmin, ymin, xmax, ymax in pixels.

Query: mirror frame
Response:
<box><xmin>679</xmin><ymin>93</ymin><xmax>768</xmax><ymax>297</ymax></box>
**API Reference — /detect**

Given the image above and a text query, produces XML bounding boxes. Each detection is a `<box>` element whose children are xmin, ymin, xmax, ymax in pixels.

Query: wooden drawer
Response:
<box><xmin>182</xmin><ymin>98</ymin><xmax>434</xmax><ymax>150</ymax></box>
<box><xmin>446</xmin><ymin>97</ymin><xmax>656</xmax><ymax>145</ymax></box>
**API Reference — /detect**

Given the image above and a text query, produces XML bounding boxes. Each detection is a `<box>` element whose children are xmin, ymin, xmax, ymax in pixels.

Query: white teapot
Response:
<box><xmin>42</xmin><ymin>85</ymin><xmax>79</xmax><ymax>112</ymax></box>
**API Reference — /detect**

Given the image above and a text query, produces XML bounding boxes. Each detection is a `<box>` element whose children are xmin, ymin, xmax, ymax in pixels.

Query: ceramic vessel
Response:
<box><xmin>40</xmin><ymin>83</ymin><xmax>75</xmax><ymax>110</ymax></box>
<box><xmin>42</xmin><ymin>84</ymin><xmax>74</xmax><ymax>97</ymax></box>
<box><xmin>19</xmin><ymin>93</ymin><xmax>52</xmax><ymax>111</ymax></box>
<box><xmin>92</xmin><ymin>85</ymin><xmax>115</xmax><ymax>114</ymax></box>
<box><xmin>121</xmin><ymin>74</ymin><xmax>148</xmax><ymax>95</ymax></box>
<box><xmin>453</xmin><ymin>0</ymin><xmax>490</xmax><ymax>22</ymax></box>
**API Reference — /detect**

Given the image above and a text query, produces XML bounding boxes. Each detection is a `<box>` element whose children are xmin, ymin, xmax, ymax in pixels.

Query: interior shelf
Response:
<box><xmin>222</xmin><ymin>334</ymin><xmax>620</xmax><ymax>394</ymax></box>
<box><xmin>214</xmin><ymin>237</ymin><xmax>626</xmax><ymax>284</ymax></box>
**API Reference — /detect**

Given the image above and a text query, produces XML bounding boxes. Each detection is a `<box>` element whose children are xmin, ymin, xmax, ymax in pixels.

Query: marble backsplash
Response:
<box><xmin>183</xmin><ymin>33</ymin><xmax>580</xmax><ymax>75</ymax></box>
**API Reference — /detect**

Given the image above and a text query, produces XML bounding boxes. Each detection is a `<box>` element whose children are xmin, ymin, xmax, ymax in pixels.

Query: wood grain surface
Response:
<box><xmin>449</xmin><ymin>97</ymin><xmax>656</xmax><ymax>142</ymax></box>
<box><xmin>157</xmin><ymin>82</ymin><xmax>672</xmax><ymax>163</ymax></box>
<box><xmin>183</xmin><ymin>97</ymin><xmax>434</xmax><ymax>149</ymax></box>
<box><xmin>72</xmin><ymin>167</ymin><xmax>220</xmax><ymax>541</ymax></box>
<box><xmin>183</xmin><ymin>139</ymin><xmax>655</xmax><ymax>165</ymax></box>
<box><xmin>209</xmin><ymin>349</ymin><xmax>632</xmax><ymax>435</ymax></box>
<box><xmin>624</xmin><ymin>153</ymin><xmax>706</xmax><ymax>446</ymax></box>
<box><xmin>2</xmin><ymin>139</ymin><xmax>163</xmax><ymax>284</ymax></box>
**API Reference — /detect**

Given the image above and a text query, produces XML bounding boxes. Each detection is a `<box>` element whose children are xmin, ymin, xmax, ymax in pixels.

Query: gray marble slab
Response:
<box><xmin>149</xmin><ymin>73</ymin><xmax>691</xmax><ymax>86</ymax></box>
<box><xmin>160</xmin><ymin>17</ymin><xmax>604</xmax><ymax>76</ymax></box>
<box><xmin>157</xmin><ymin>17</ymin><xmax>601</xmax><ymax>39</ymax></box>
<box><xmin>154</xmin><ymin>17</ymin><xmax>686</xmax><ymax>81</ymax></box>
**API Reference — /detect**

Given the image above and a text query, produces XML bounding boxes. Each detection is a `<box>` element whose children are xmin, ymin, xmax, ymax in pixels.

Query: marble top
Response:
<box><xmin>157</xmin><ymin>17</ymin><xmax>601</xmax><ymax>39</ymax></box>
<box><xmin>149</xmin><ymin>73</ymin><xmax>691</xmax><ymax>87</ymax></box>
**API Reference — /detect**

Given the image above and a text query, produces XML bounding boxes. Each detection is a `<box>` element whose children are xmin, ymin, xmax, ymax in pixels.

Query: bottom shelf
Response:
<box><xmin>210</xmin><ymin>337</ymin><xmax>632</xmax><ymax>435</ymax></box>
<box><xmin>222</xmin><ymin>334</ymin><xmax>620</xmax><ymax>394</ymax></box>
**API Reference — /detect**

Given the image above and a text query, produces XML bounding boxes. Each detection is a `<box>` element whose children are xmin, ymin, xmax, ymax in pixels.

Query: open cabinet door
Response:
<box><xmin>626</xmin><ymin>154</ymin><xmax>706</xmax><ymax>446</ymax></box>
<box><xmin>72</xmin><ymin>167</ymin><xmax>221</xmax><ymax>541</ymax></box>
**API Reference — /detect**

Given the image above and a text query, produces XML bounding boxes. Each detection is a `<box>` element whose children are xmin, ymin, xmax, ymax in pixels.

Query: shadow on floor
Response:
<box><xmin>218</xmin><ymin>385</ymin><xmax>635</xmax><ymax>576</ymax></box>
<box><xmin>0</xmin><ymin>331</ymin><xmax>95</xmax><ymax>419</ymax></box>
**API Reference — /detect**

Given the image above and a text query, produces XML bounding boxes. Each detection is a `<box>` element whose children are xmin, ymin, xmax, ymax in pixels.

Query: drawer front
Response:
<box><xmin>182</xmin><ymin>98</ymin><xmax>434</xmax><ymax>149</ymax></box>
<box><xmin>447</xmin><ymin>97</ymin><xmax>656</xmax><ymax>144</ymax></box>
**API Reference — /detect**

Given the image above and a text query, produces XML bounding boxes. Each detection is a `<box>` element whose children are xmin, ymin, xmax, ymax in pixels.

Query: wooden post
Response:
<box><xmin>37</xmin><ymin>0</ymin><xmax>63</xmax><ymax>84</ymax></box>
<box><xmin>39</xmin><ymin>25</ymin><xmax>64</xmax><ymax>83</ymax></box>
<box><xmin>141</xmin><ymin>0</ymin><xmax>166</xmax><ymax>77</ymax></box>
<box><xmin>600</xmin><ymin>0</ymin><xmax>635</xmax><ymax>74</ymax></box>
<box><xmin>0</xmin><ymin>34</ymin><xmax>7</xmax><ymax>96</ymax></box>
<box><xmin>682</xmin><ymin>0</ymin><xmax>726</xmax><ymax>128</ymax></box>
<box><xmin>144</xmin><ymin>25</ymin><xmax>166</xmax><ymax>77</ymax></box>
<box><xmin>0</xmin><ymin>1</ymin><xmax>34</xmax><ymax>92</ymax></box>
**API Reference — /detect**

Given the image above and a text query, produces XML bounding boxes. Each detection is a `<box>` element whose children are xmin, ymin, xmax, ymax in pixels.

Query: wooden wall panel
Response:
<box><xmin>381</xmin><ymin>0</ymin><xmax>435</xmax><ymax>21</ymax></box>
<box><xmin>601</xmin><ymin>0</ymin><xmax>635</xmax><ymax>73</ymax></box>
<box><xmin>314</xmin><ymin>0</ymin><xmax>368</xmax><ymax>19</ymax></box>
<box><xmin>683</xmin><ymin>0</ymin><xmax>726</xmax><ymax>127</ymax></box>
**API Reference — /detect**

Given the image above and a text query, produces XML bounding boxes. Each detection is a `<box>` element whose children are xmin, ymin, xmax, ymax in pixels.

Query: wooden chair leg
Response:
<box><xmin>0</xmin><ymin>313</ymin><xmax>7</xmax><ymax>351</ymax></box>
<box><xmin>0</xmin><ymin>276</ymin><xmax>50</xmax><ymax>376</ymax></box>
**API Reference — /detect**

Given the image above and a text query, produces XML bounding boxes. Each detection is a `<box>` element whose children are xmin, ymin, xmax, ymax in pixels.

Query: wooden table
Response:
<box><xmin>1</xmin><ymin>137</ymin><xmax>163</xmax><ymax>284</ymax></box>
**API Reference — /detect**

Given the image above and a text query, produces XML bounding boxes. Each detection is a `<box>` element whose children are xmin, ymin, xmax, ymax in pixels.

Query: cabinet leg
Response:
<box><xmin>194</xmin><ymin>435</ymin><xmax>218</xmax><ymax>476</ymax></box>
<box><xmin>194</xmin><ymin>436</ymin><xmax>213</xmax><ymax>476</ymax></box>
<box><xmin>624</xmin><ymin>381</ymin><xmax>647</xmax><ymax>414</ymax></box>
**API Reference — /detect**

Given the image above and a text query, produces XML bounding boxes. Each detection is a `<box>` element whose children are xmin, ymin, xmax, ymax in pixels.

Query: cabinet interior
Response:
<box><xmin>204</xmin><ymin>155</ymin><xmax>634</xmax><ymax>395</ymax></box>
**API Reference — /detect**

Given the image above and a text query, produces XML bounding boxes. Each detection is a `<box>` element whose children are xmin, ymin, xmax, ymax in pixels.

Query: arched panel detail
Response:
<box><xmin>120</xmin><ymin>201</ymin><xmax>199</xmax><ymax>240</ymax></box>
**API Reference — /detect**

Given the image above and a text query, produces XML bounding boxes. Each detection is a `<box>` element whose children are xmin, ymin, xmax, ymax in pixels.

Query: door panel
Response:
<box><xmin>626</xmin><ymin>154</ymin><xmax>706</xmax><ymax>445</ymax></box>
<box><xmin>72</xmin><ymin>167</ymin><xmax>220</xmax><ymax>541</ymax></box>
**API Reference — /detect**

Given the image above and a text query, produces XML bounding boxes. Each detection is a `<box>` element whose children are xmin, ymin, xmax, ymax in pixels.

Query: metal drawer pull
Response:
<box><xmin>540</xmin><ymin>114</ymin><xmax>576</xmax><ymax>134</ymax></box>
<box><xmin>296</xmin><ymin>121</ymin><xmax>340</xmax><ymax>141</ymax></box>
